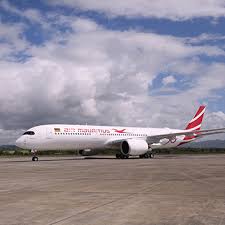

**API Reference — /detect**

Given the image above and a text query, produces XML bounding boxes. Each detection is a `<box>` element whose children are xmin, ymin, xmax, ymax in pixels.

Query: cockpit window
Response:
<box><xmin>23</xmin><ymin>131</ymin><xmax>35</xmax><ymax>135</ymax></box>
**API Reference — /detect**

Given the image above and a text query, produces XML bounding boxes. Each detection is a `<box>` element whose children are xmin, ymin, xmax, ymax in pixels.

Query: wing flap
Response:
<box><xmin>104</xmin><ymin>128</ymin><xmax>225</xmax><ymax>147</ymax></box>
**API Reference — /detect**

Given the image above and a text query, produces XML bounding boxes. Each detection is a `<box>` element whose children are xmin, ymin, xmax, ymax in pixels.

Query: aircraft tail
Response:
<box><xmin>185</xmin><ymin>105</ymin><xmax>206</xmax><ymax>131</ymax></box>
<box><xmin>178</xmin><ymin>106</ymin><xmax>206</xmax><ymax>146</ymax></box>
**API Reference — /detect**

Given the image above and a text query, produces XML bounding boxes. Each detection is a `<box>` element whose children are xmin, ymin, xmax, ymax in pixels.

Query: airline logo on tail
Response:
<box><xmin>185</xmin><ymin>105</ymin><xmax>206</xmax><ymax>131</ymax></box>
<box><xmin>179</xmin><ymin>106</ymin><xmax>206</xmax><ymax>146</ymax></box>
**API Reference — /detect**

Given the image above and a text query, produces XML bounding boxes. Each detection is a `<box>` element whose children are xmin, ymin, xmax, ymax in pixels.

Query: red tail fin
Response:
<box><xmin>178</xmin><ymin>106</ymin><xmax>206</xmax><ymax>146</ymax></box>
<box><xmin>185</xmin><ymin>106</ymin><xmax>206</xmax><ymax>131</ymax></box>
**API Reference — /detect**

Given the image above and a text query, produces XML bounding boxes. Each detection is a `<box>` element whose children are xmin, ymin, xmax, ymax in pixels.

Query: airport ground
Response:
<box><xmin>0</xmin><ymin>154</ymin><xmax>225</xmax><ymax>225</ymax></box>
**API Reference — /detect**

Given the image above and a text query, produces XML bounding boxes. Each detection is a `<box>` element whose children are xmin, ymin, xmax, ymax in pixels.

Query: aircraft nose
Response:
<box><xmin>16</xmin><ymin>137</ymin><xmax>25</xmax><ymax>148</ymax></box>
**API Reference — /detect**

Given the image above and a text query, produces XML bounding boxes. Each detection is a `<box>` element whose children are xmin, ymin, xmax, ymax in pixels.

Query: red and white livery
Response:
<box><xmin>16</xmin><ymin>106</ymin><xmax>225</xmax><ymax>161</ymax></box>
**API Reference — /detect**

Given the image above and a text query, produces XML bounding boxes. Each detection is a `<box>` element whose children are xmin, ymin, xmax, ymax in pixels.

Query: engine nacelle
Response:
<box><xmin>120</xmin><ymin>139</ymin><xmax>148</xmax><ymax>156</ymax></box>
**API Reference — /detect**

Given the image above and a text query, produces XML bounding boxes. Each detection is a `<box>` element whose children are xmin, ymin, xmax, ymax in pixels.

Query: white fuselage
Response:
<box><xmin>16</xmin><ymin>124</ymin><xmax>186</xmax><ymax>151</ymax></box>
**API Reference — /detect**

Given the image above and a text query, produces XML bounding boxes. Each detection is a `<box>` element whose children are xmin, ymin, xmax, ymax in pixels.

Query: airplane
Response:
<box><xmin>15</xmin><ymin>106</ymin><xmax>225</xmax><ymax>161</ymax></box>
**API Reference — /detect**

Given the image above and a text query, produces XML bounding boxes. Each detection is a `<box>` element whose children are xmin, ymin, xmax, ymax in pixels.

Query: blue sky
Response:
<box><xmin>0</xmin><ymin>0</ymin><xmax>225</xmax><ymax>143</ymax></box>
<box><xmin>1</xmin><ymin>1</ymin><xmax>225</xmax><ymax>42</ymax></box>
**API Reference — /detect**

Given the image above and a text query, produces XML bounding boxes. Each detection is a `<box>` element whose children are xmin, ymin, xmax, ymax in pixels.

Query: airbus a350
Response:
<box><xmin>16</xmin><ymin>106</ymin><xmax>225</xmax><ymax>161</ymax></box>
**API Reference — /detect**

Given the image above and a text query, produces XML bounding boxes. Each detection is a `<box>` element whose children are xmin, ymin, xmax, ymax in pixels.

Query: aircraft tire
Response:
<box><xmin>32</xmin><ymin>156</ymin><xmax>38</xmax><ymax>161</ymax></box>
<box><xmin>116</xmin><ymin>154</ymin><xmax>129</xmax><ymax>159</ymax></box>
<box><xmin>116</xmin><ymin>154</ymin><xmax>120</xmax><ymax>159</ymax></box>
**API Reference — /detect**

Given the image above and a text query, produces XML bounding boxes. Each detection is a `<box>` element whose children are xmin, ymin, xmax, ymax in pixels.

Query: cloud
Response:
<box><xmin>207</xmin><ymin>111</ymin><xmax>225</xmax><ymax>128</ymax></box>
<box><xmin>81</xmin><ymin>98</ymin><xmax>98</xmax><ymax>117</ymax></box>
<box><xmin>0</xmin><ymin>0</ymin><xmax>43</xmax><ymax>23</ymax></box>
<box><xmin>162</xmin><ymin>75</ymin><xmax>176</xmax><ymax>86</ymax></box>
<box><xmin>203</xmin><ymin>111</ymin><xmax>225</xmax><ymax>140</ymax></box>
<box><xmin>47</xmin><ymin>0</ymin><xmax>225</xmax><ymax>20</ymax></box>
<box><xmin>186</xmin><ymin>33</ymin><xmax>225</xmax><ymax>44</ymax></box>
<box><xmin>71</xmin><ymin>18</ymin><xmax>100</xmax><ymax>32</ymax></box>
<box><xmin>0</xmin><ymin>129</ymin><xmax>25</xmax><ymax>145</ymax></box>
<box><xmin>0</xmin><ymin>21</ymin><xmax>28</xmax><ymax>60</ymax></box>
<box><xmin>0</xmin><ymin>0</ymin><xmax>70</xmax><ymax>39</ymax></box>
<box><xmin>0</xmin><ymin>16</ymin><xmax>225</xmax><ymax>144</ymax></box>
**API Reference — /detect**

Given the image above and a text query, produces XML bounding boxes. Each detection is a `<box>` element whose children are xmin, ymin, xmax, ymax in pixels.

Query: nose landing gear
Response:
<box><xmin>32</xmin><ymin>156</ymin><xmax>38</xmax><ymax>161</ymax></box>
<box><xmin>31</xmin><ymin>149</ymin><xmax>39</xmax><ymax>161</ymax></box>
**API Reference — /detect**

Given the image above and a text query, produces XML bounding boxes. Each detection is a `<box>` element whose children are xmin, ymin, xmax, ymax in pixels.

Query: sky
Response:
<box><xmin>0</xmin><ymin>0</ymin><xmax>225</xmax><ymax>144</ymax></box>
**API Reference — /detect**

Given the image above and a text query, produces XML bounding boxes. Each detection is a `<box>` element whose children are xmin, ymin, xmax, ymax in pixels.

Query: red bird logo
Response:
<box><xmin>112</xmin><ymin>129</ymin><xmax>127</xmax><ymax>133</ymax></box>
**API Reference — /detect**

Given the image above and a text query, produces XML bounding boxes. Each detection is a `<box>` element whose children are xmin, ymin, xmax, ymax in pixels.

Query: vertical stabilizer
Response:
<box><xmin>178</xmin><ymin>106</ymin><xmax>206</xmax><ymax>146</ymax></box>
<box><xmin>185</xmin><ymin>106</ymin><xmax>206</xmax><ymax>131</ymax></box>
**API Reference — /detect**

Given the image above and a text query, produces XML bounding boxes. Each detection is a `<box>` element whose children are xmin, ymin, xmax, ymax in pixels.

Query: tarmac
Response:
<box><xmin>0</xmin><ymin>154</ymin><xmax>225</xmax><ymax>225</ymax></box>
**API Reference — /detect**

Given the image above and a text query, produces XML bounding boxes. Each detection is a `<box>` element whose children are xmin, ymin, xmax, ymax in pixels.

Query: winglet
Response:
<box><xmin>185</xmin><ymin>106</ymin><xmax>206</xmax><ymax>131</ymax></box>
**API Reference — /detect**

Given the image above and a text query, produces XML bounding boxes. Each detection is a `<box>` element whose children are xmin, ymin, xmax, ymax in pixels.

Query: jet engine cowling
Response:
<box><xmin>120</xmin><ymin>139</ymin><xmax>148</xmax><ymax>156</ymax></box>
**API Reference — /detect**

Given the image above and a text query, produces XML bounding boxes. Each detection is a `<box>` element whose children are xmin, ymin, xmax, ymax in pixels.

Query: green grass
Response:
<box><xmin>0</xmin><ymin>147</ymin><xmax>225</xmax><ymax>157</ymax></box>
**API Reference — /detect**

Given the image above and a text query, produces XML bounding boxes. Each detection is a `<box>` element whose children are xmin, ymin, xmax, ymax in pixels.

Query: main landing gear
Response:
<box><xmin>116</xmin><ymin>153</ymin><xmax>129</xmax><ymax>159</ymax></box>
<box><xmin>139</xmin><ymin>151</ymin><xmax>154</xmax><ymax>159</ymax></box>
<box><xmin>31</xmin><ymin>149</ymin><xmax>39</xmax><ymax>161</ymax></box>
<box><xmin>116</xmin><ymin>151</ymin><xmax>154</xmax><ymax>159</ymax></box>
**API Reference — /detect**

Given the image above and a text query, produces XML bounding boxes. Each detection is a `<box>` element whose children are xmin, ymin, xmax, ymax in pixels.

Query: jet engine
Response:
<box><xmin>120</xmin><ymin>139</ymin><xmax>148</xmax><ymax>156</ymax></box>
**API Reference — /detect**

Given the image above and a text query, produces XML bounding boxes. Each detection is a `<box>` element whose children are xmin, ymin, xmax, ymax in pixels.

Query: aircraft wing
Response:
<box><xmin>146</xmin><ymin>128</ymin><xmax>225</xmax><ymax>144</ymax></box>
<box><xmin>105</xmin><ymin>127</ymin><xmax>225</xmax><ymax>147</ymax></box>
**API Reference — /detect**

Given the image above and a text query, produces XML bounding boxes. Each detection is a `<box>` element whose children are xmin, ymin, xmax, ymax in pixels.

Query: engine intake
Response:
<box><xmin>120</xmin><ymin>139</ymin><xmax>148</xmax><ymax>156</ymax></box>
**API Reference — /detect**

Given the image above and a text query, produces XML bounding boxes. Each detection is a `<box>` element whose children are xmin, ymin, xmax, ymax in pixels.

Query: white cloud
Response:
<box><xmin>0</xmin><ymin>0</ymin><xmax>43</xmax><ymax>23</ymax></box>
<box><xmin>0</xmin><ymin>0</ymin><xmax>63</xmax><ymax>32</ymax></box>
<box><xmin>203</xmin><ymin>111</ymin><xmax>225</xmax><ymax>140</ymax></box>
<box><xmin>162</xmin><ymin>75</ymin><xmax>176</xmax><ymax>85</ymax></box>
<box><xmin>186</xmin><ymin>33</ymin><xmax>225</xmax><ymax>44</ymax></box>
<box><xmin>81</xmin><ymin>98</ymin><xmax>98</xmax><ymax>116</ymax></box>
<box><xmin>71</xmin><ymin>18</ymin><xmax>100</xmax><ymax>32</ymax></box>
<box><xmin>48</xmin><ymin>0</ymin><xmax>225</xmax><ymax>20</ymax></box>
<box><xmin>0</xmin><ymin>129</ymin><xmax>25</xmax><ymax>145</ymax></box>
<box><xmin>0</xmin><ymin>22</ymin><xmax>28</xmax><ymax>60</ymax></box>
<box><xmin>207</xmin><ymin>111</ymin><xmax>225</xmax><ymax>127</ymax></box>
<box><xmin>0</xmin><ymin>17</ymin><xmax>225</xmax><ymax>144</ymax></box>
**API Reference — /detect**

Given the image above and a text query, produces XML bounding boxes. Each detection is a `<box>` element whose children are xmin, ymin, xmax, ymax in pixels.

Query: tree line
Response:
<box><xmin>0</xmin><ymin>146</ymin><xmax>225</xmax><ymax>156</ymax></box>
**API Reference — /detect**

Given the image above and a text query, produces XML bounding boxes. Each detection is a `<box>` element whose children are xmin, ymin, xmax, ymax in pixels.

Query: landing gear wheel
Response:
<box><xmin>31</xmin><ymin>149</ymin><xmax>38</xmax><ymax>161</ymax></box>
<box><xmin>139</xmin><ymin>151</ymin><xmax>154</xmax><ymax>159</ymax></box>
<box><xmin>32</xmin><ymin>156</ymin><xmax>39</xmax><ymax>161</ymax></box>
<box><xmin>149</xmin><ymin>152</ymin><xmax>154</xmax><ymax>158</ymax></box>
<box><xmin>116</xmin><ymin>154</ymin><xmax>129</xmax><ymax>159</ymax></box>
<box><xmin>116</xmin><ymin>154</ymin><xmax>120</xmax><ymax>159</ymax></box>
